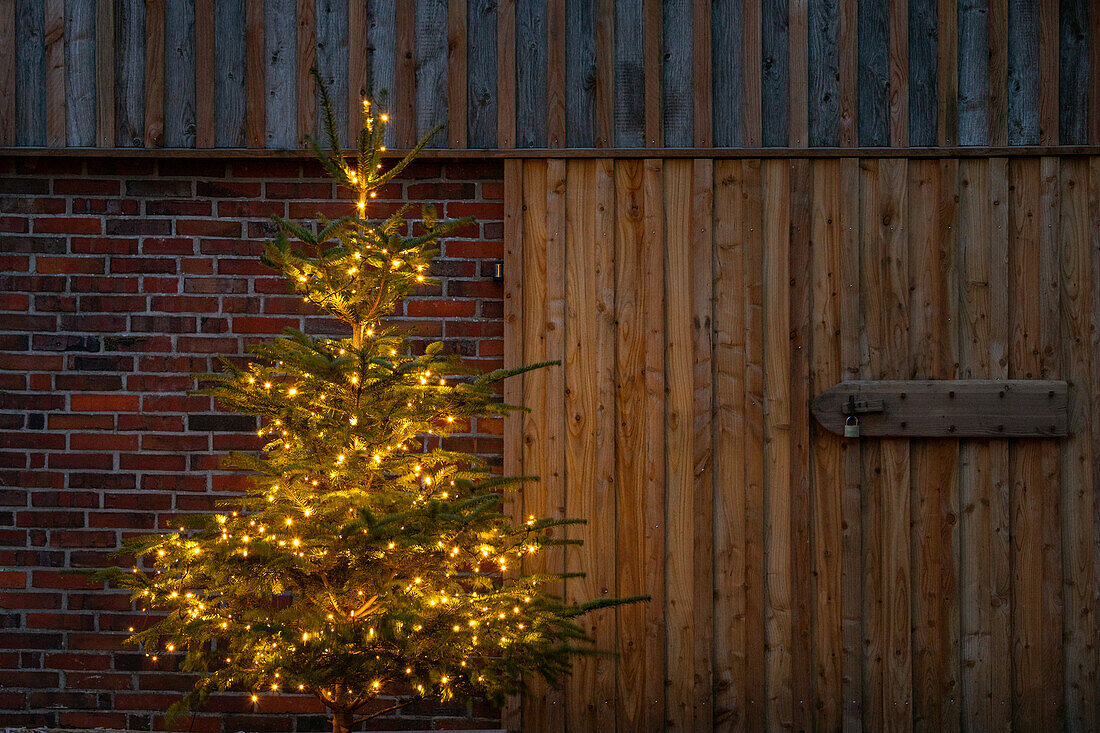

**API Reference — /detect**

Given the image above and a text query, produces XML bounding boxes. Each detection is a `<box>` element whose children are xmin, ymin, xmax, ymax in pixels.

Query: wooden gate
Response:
<box><xmin>502</xmin><ymin>155</ymin><xmax>1100</xmax><ymax>731</ymax></box>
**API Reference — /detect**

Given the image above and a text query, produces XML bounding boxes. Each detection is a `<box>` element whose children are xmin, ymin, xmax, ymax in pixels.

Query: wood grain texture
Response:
<box><xmin>808</xmin><ymin>0</ymin><xmax>839</xmax><ymax>146</ymax></box>
<box><xmin>1092</xmin><ymin>2</ymin><xmax>1100</xmax><ymax>144</ymax></box>
<box><xmin>115</xmin><ymin>0</ymin><xmax>145</xmax><ymax>147</ymax></box>
<box><xmin>348</xmin><ymin>0</ymin><xmax>367</xmax><ymax>143</ymax></box>
<box><xmin>858</xmin><ymin>0</ymin><xmax>889</xmax><ymax>145</ymax></box>
<box><xmin>143</xmin><ymin>0</ymin><xmax>164</xmax><ymax>148</ymax></box>
<box><xmin>515</xmin><ymin>0</ymin><xmax>546</xmax><ymax>147</ymax></box>
<box><xmin>496</xmin><ymin>0</ymin><xmax>515</xmax><ymax>147</ymax></box>
<box><xmin>1058</xmin><ymin>0</ymin><xmax>1088</xmax><ymax>145</ymax></box>
<box><xmin>44</xmin><ymin>0</ymin><xmax>65</xmax><ymax>147</ymax></box>
<box><xmin>546</xmin><ymin>0</ymin><xmax>565</xmax><ymax>147</ymax></box>
<box><xmin>1006</xmin><ymin>0</ymin><xmax>1038</xmax><ymax>144</ymax></box>
<box><xmin>761</xmin><ymin>0</ymin><xmax>789</xmax><ymax>146</ymax></box>
<box><xmin>315</xmin><ymin>0</ymin><xmax>348</xmax><ymax>147</ymax></box>
<box><xmin>644</xmin><ymin>0</ymin><xmax>661</xmax><ymax>146</ymax></box>
<box><xmin>194</xmin><ymin>0</ymin><xmax>214</xmax><ymax>146</ymax></box>
<box><xmin>214</xmin><ymin>0</ymin><xmax>246</xmax><ymax>148</ymax></box>
<box><xmin>936</xmin><ymin>0</ymin><xmax>957</xmax><ymax>145</ymax></box>
<box><xmin>413</xmin><ymin>0</ymin><xmax>447</xmax><ymax>146</ymax></box>
<box><xmin>16</xmin><ymin>0</ymin><xmax>46</xmax><ymax>146</ymax></box>
<box><xmin>742</xmin><ymin>0</ymin><xmax>762</xmax><ymax>147</ymax></box>
<box><xmin>907</xmin><ymin>0</ymin><xmax>936</xmax><ymax>146</ymax></box>
<box><xmin>447</xmin><ymin>0</ymin><xmax>467</xmax><ymax>147</ymax></box>
<box><xmin>693</xmin><ymin>0</ymin><xmax>712</xmax><ymax>146</ymax></box>
<box><xmin>163</xmin><ymin>0</ymin><xmax>195</xmax><ymax>148</ymax></box>
<box><xmin>0</xmin><ymin>1</ymin><xmax>14</xmax><ymax>145</ymax></box>
<box><xmin>244</xmin><ymin>0</ymin><xmax>264</xmax><ymax>149</ymax></box>
<box><xmin>613</xmin><ymin>0</ymin><xmax>645</xmax><ymax>147</ymax></box>
<box><xmin>788</xmin><ymin>0</ymin><xmax>808</xmax><ymax>147</ymax></box>
<box><xmin>1037</xmin><ymin>0</ymin><xmax>1056</xmax><ymax>145</ymax></box>
<box><xmin>64</xmin><ymin>0</ymin><xmax>96</xmax><ymax>146</ymax></box>
<box><xmin>662</xmin><ymin>0</ymin><xmax>693</xmax><ymax>147</ymax></box>
<box><xmin>594</xmin><ymin>0</ymin><xmax>613</xmax><ymax>147</ymax></box>
<box><xmin>265</xmin><ymin>0</ymin><xmax>296</xmax><ymax>148</ymax></box>
<box><xmin>565</xmin><ymin>0</ymin><xmax>596</xmax><ymax>147</ymax></box>
<box><xmin>987</xmin><ymin>0</ymin><xmax>1008</xmax><ymax>145</ymax></box>
<box><xmin>95</xmin><ymin>0</ymin><xmax>115</xmax><ymax>146</ymax></box>
<box><xmin>296</xmin><ymin>0</ymin><xmax>316</xmax><ymax>147</ymax></box>
<box><xmin>957</xmin><ymin>0</ymin><xmax>989</xmax><ymax>145</ymax></box>
<box><xmin>467</xmin><ymin>0</ymin><xmax>496</xmax><ymax>148</ymax></box>
<box><xmin>368</xmin><ymin>0</ymin><xmax>396</xmax><ymax>147</ymax></box>
<box><xmin>712</xmin><ymin>0</ymin><xmax>744</xmax><ymax>147</ymax></box>
<box><xmin>888</xmin><ymin>0</ymin><xmax>908</xmax><ymax>146</ymax></box>
<box><xmin>395</xmin><ymin>0</ymin><xmax>415</xmax><ymax>147</ymax></box>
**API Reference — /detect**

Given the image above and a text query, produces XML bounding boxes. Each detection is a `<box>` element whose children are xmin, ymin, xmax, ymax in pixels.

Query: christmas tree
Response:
<box><xmin>97</xmin><ymin>85</ymin><xmax>634</xmax><ymax>733</ymax></box>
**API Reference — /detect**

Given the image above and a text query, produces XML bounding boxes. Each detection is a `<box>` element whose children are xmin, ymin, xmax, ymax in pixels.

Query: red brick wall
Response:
<box><xmin>0</xmin><ymin>156</ymin><xmax>505</xmax><ymax>732</ymax></box>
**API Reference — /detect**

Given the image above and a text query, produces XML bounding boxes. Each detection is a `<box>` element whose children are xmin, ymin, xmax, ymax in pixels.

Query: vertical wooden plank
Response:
<box><xmin>564</xmin><ymin>159</ymin><xmax>600</xmax><ymax>732</ymax></box>
<box><xmin>297</xmin><ymin>0</ymin><xmax>316</xmax><ymax>147</ymax></box>
<box><xmin>857</xmin><ymin>0</ymin><xmax>888</xmax><ymax>146</ymax></box>
<box><xmin>414</xmin><ymin>0</ymin><xmax>447</xmax><ymax>146</ymax></box>
<box><xmin>761</xmin><ymin>0</ymin><xmax>789</xmax><ymax>146</ymax></box>
<box><xmin>368</xmin><ymin>0</ymin><xmax>396</xmax><ymax>147</ymax></box>
<box><xmin>163</xmin><ymin>0</ymin><xmax>195</xmax><ymax>148</ymax></box>
<box><xmin>713</xmin><ymin>159</ymin><xmax>746</xmax><ymax>731</ymax></box>
<box><xmin>515</xmin><ymin>0</ymin><xmax>546</xmax><ymax>147</ymax></box>
<box><xmin>594</xmin><ymin>0</ymin><xmax>612</xmax><ymax>147</ymax></box>
<box><xmin>501</xmin><ymin>159</ymin><xmax>524</xmax><ymax>733</ymax></box>
<box><xmin>592</xmin><ymin>157</ymin><xmax>617</xmax><ymax>732</ymax></box>
<box><xmin>838</xmin><ymin>156</ymin><xmax>863</xmax><ymax>730</ymax></box>
<box><xmin>664</xmin><ymin>158</ymin><xmax>695</xmax><ymax>732</ymax></box>
<box><xmin>1006</xmin><ymin>0</ymin><xmax>1038</xmax><ymax>144</ymax></box>
<box><xmin>546</xmin><ymin>0</ymin><xmax>565</xmax><ymax>147</ymax></box>
<box><xmin>643</xmin><ymin>0</ymin><xmax>662</xmax><ymax>146</ymax></box>
<box><xmin>838</xmin><ymin>0</ymin><xmax>857</xmax><ymax>146</ymax></box>
<box><xmin>614</xmin><ymin>158</ymin><xmax>647</xmax><ymax>731</ymax></box>
<box><xmin>1058</xmin><ymin>0</ymin><xmax>1088</xmax><ymax>145</ymax></box>
<box><xmin>214</xmin><ymin>0</ymin><xmax>246</xmax><ymax>148</ymax></box>
<box><xmin>987</xmin><ymin>156</ymin><xmax>1012</xmax><ymax>733</ymax></box>
<box><xmin>0</xmin><ymin>1</ymin><xmax>14</xmax><ymax>145</ymax></box>
<box><xmin>613</xmin><ymin>0</ymin><xmax>645</xmax><ymax>147</ymax></box>
<box><xmin>496</xmin><ymin>0</ymin><xmax>515</xmax><ymax>147</ymax></box>
<box><xmin>909</xmin><ymin>158</ymin><xmax>961</xmax><ymax>732</ymax></box>
<box><xmin>691</xmin><ymin>158</ymin><xmax>715</xmax><ymax>729</ymax></box>
<box><xmin>788</xmin><ymin>158</ymin><xmax>813</xmax><ymax>733</ymax></box>
<box><xmin>467</xmin><ymin>0</ymin><xmax>497</xmax><ymax>148</ymax></box>
<box><xmin>316</xmin><ymin>0</ymin><xmax>349</xmax><ymax>147</ymax></box>
<box><xmin>642</xmin><ymin>157</ymin><xmax>667</xmax><ymax>731</ymax></box>
<box><xmin>957</xmin><ymin>0</ymin><xmax>990</xmax><ymax>145</ymax></box>
<box><xmin>348</xmin><ymin>0</ymin><xmax>367</xmax><ymax>143</ymax></box>
<box><xmin>762</xmin><ymin>158</ymin><xmax>793</xmax><ymax>730</ymax></box>
<box><xmin>742</xmin><ymin>158</ymin><xmax>766</xmax><ymax>733</ymax></box>
<box><xmin>987</xmin><ymin>0</ymin><xmax>1008</xmax><ymax>145</ymax></box>
<box><xmin>115</xmin><ymin>0</ymin><xmax>146</xmax><ymax>147</ymax></box>
<box><xmin>888</xmin><ymin>0</ymin><xmax>908</xmax><ymax>146</ymax></box>
<box><xmin>1037</xmin><ymin>0</ymin><xmax>1057</xmax><ymax>145</ymax></box>
<box><xmin>95</xmin><ymin>0</ymin><xmax>115</xmax><ymax>146</ymax></box>
<box><xmin>65</xmin><ymin>0</ymin><xmax>96</xmax><ymax>146</ymax></box>
<box><xmin>742</xmin><ymin>0</ymin><xmax>762</xmax><ymax>147</ymax></box>
<box><xmin>693</xmin><ymin>0</ymin><xmax>713</xmax><ymax>146</ymax></box>
<box><xmin>957</xmin><ymin>157</ymin><xmax>992</xmax><ymax>730</ymax></box>
<box><xmin>1092</xmin><ymin>7</ymin><xmax>1100</xmax><ymax>144</ymax></box>
<box><xmin>1059</xmin><ymin>157</ymin><xmax>1097</xmax><ymax>732</ymax></box>
<box><xmin>16</xmin><ymin>0</ymin><xmax>46</xmax><ymax>146</ymax></box>
<box><xmin>44</xmin><ymin>0</ymin><xmax>66</xmax><ymax>147</ymax></box>
<box><xmin>712</xmin><ymin>0</ymin><xmax>744</xmax><ymax>147</ymax></box>
<box><xmin>1008</xmin><ymin>156</ymin><xmax>1043</xmax><ymax>730</ymax></box>
<box><xmin>447</xmin><ymin>0</ymin><xmax>467</xmax><ymax>147</ymax></box>
<box><xmin>907</xmin><ymin>0</ymin><xmax>937</xmax><ymax>147</ymax></box>
<box><xmin>1038</xmin><ymin>156</ymin><xmax>1064</xmax><ymax>731</ymax></box>
<box><xmin>565</xmin><ymin>0</ymin><xmax>596</xmax><ymax>147</ymax></box>
<box><xmin>395</xmin><ymin>0</ymin><xmax>416</xmax><ymax>147</ymax></box>
<box><xmin>244</xmin><ymin>0</ymin><xmax>264</xmax><ymax>149</ymax></box>
<box><xmin>808</xmin><ymin>0</ymin><xmax>839</xmax><ymax>146</ymax></box>
<box><xmin>810</xmin><ymin>157</ymin><xmax>843</xmax><ymax>732</ymax></box>
<box><xmin>937</xmin><ymin>0</ymin><xmax>957</xmax><ymax>145</ymax></box>
<box><xmin>265</xmin><ymin>0</ymin><xmax>296</xmax><ymax>148</ymax></box>
<box><xmin>662</xmin><ymin>0</ymin><xmax>693</xmax><ymax>147</ymax></box>
<box><xmin>194</xmin><ymin>0</ymin><xmax>214</xmax><ymax>147</ymax></box>
<box><xmin>144</xmin><ymin>0</ymin><xmax>164</xmax><ymax>148</ymax></box>
<box><xmin>788</xmin><ymin>0</ymin><xmax>808</xmax><ymax>147</ymax></box>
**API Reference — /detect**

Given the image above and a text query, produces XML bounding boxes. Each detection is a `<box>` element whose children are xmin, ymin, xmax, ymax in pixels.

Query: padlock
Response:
<box><xmin>843</xmin><ymin>415</ymin><xmax>860</xmax><ymax>438</ymax></box>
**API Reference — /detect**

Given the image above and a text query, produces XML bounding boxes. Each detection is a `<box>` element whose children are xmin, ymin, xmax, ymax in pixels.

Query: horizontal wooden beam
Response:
<box><xmin>2</xmin><ymin>145</ymin><xmax>1100</xmax><ymax>160</ymax></box>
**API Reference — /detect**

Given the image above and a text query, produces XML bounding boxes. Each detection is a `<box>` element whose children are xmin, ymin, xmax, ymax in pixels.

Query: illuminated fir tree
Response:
<box><xmin>97</xmin><ymin>86</ymin><xmax>634</xmax><ymax>733</ymax></box>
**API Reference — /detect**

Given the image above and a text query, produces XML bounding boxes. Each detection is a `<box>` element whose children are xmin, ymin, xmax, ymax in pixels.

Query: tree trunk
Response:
<box><xmin>332</xmin><ymin>711</ymin><xmax>354</xmax><ymax>733</ymax></box>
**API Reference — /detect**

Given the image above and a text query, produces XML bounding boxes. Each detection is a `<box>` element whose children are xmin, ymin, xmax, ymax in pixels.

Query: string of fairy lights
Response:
<box><xmin>116</xmin><ymin>102</ymin><xmax>574</xmax><ymax>718</ymax></box>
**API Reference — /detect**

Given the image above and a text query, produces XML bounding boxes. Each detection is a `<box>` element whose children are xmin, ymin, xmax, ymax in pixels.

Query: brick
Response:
<box><xmin>146</xmin><ymin>199</ymin><xmax>211</xmax><ymax>216</ymax></box>
<box><xmin>119</xmin><ymin>454</ymin><xmax>187</xmax><ymax>472</ymax></box>
<box><xmin>26</xmin><ymin>612</ymin><xmax>95</xmax><ymax>631</ymax></box>
<box><xmin>69</xmin><ymin>235</ymin><xmax>140</xmax><ymax>254</ymax></box>
<box><xmin>104</xmin><ymin>335</ymin><xmax>172</xmax><ymax>352</ymax></box>
<box><xmin>109</xmin><ymin>256</ymin><xmax>178</xmax><ymax>274</ymax></box>
<box><xmin>142</xmin><ymin>237</ymin><xmax>195</xmax><ymax>255</ymax></box>
<box><xmin>70</xmin><ymin>394</ymin><xmax>141</xmax><ymax>412</ymax></box>
<box><xmin>32</xmin><ymin>334</ymin><xmax>100</xmax><ymax>352</ymax></box>
<box><xmin>104</xmin><ymin>492</ymin><xmax>172</xmax><ymax>510</ymax></box>
<box><xmin>126</xmin><ymin>179</ymin><xmax>193</xmax><ymax>197</ymax></box>
<box><xmin>265</xmin><ymin>181</ymin><xmax>333</xmax><ymax>198</ymax></box>
<box><xmin>0</xmin><ymin>254</ymin><xmax>30</xmax><ymax>271</ymax></box>
<box><xmin>188</xmin><ymin>413</ymin><xmax>256</xmax><ymax>432</ymax></box>
<box><xmin>184</xmin><ymin>276</ymin><xmax>248</xmax><ymax>294</ymax></box>
<box><xmin>0</xmin><ymin>178</ymin><xmax>48</xmax><ymax>194</ymax></box>
<box><xmin>88</xmin><ymin>511</ymin><xmax>156</xmax><ymax>529</ymax></box>
<box><xmin>59</xmin><ymin>313</ymin><xmax>127</xmax><ymax>331</ymax></box>
<box><xmin>0</xmin><ymin>273</ymin><xmax>67</xmax><ymax>291</ymax></box>
<box><xmin>0</xmin><ymin>433</ymin><xmax>65</xmax><ymax>450</ymax></box>
<box><xmin>58</xmin><ymin>711</ymin><xmax>128</xmax><ymax>729</ymax></box>
<box><xmin>69</xmin><ymin>354</ymin><xmax>134</xmax><ymax>371</ymax></box>
<box><xmin>64</xmin><ymin>672</ymin><xmax>131</xmax><ymax>689</ymax></box>
<box><xmin>125</xmin><ymin>374</ymin><xmax>193</xmax><ymax>392</ymax></box>
<box><xmin>196</xmin><ymin>179</ymin><xmax>262</xmax><ymax>198</ymax></box>
<box><xmin>159</xmin><ymin>159</ymin><xmax>227</xmax><ymax>177</ymax></box>
<box><xmin>0</xmin><ymin>215</ymin><xmax>28</xmax><ymax>232</ymax></box>
<box><xmin>177</xmin><ymin>218</ymin><xmax>243</xmax><ymax>236</ymax></box>
<box><xmin>105</xmin><ymin>218</ymin><xmax>172</xmax><ymax>236</ymax></box>
<box><xmin>48</xmin><ymin>529</ymin><xmax>118</xmax><ymax>548</ymax></box>
<box><xmin>230</xmin><ymin>316</ymin><xmax>299</xmax><ymax>334</ymax></box>
<box><xmin>0</xmin><ymin>571</ymin><xmax>26</xmax><ymax>588</ymax></box>
<box><xmin>0</xmin><ymin>670</ymin><xmax>60</xmax><ymax>686</ymax></box>
<box><xmin>52</xmin><ymin>178</ymin><xmax>123</xmax><ymax>195</ymax></box>
<box><xmin>32</xmin><ymin>217</ymin><xmax>102</xmax><ymax>235</ymax></box>
<box><xmin>405</xmin><ymin>299</ymin><xmax>477</xmax><ymax>318</ymax></box>
<box><xmin>217</xmin><ymin>200</ymin><xmax>285</xmax><ymax>217</ymax></box>
<box><xmin>0</xmin><ymin>292</ymin><xmax>31</xmax><ymax>309</ymax></box>
<box><xmin>46</xmin><ymin>651</ymin><xmax>112</xmax><ymax>670</ymax></box>
<box><xmin>70</xmin><ymin>274</ymin><xmax>140</xmax><ymax>292</ymax></box>
<box><xmin>0</xmin><ymin>196</ymin><xmax>64</xmax><ymax>214</ymax></box>
<box><xmin>0</xmin><ymin>235</ymin><xmax>66</xmax><ymax>255</ymax></box>
<box><xmin>70</xmin><ymin>433</ymin><xmax>139</xmax><ymax>451</ymax></box>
